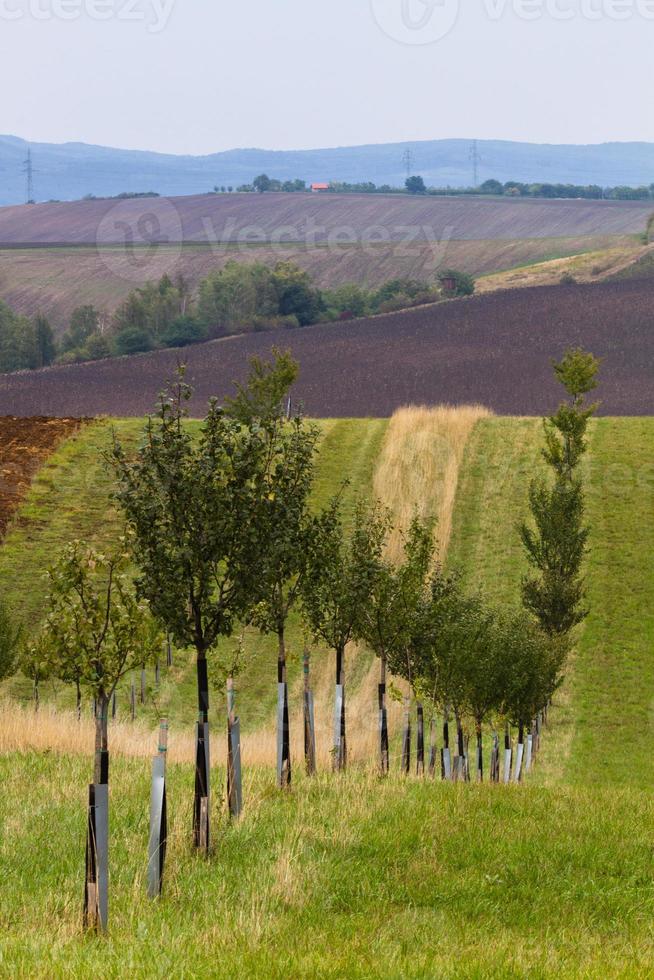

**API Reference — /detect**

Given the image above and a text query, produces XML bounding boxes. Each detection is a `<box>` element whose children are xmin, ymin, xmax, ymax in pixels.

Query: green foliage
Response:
<box><xmin>322</xmin><ymin>283</ymin><xmax>371</xmax><ymax>319</ymax></box>
<box><xmin>159</xmin><ymin>315</ymin><xmax>208</xmax><ymax>349</ymax></box>
<box><xmin>365</xmin><ymin>517</ymin><xmax>435</xmax><ymax>692</ymax></box>
<box><xmin>272</xmin><ymin>261</ymin><xmax>323</xmax><ymax>325</ymax></box>
<box><xmin>520</xmin><ymin>348</ymin><xmax>599</xmax><ymax>637</ymax></box>
<box><xmin>0</xmin><ymin>600</ymin><xmax>20</xmax><ymax>684</ymax></box>
<box><xmin>113</xmin><ymin>326</ymin><xmax>154</xmax><ymax>355</ymax></box>
<box><xmin>246</xmin><ymin>416</ymin><xmax>320</xmax><ymax>657</ymax></box>
<box><xmin>405</xmin><ymin>175</ymin><xmax>426</xmax><ymax>195</ymax></box>
<box><xmin>224</xmin><ymin>347</ymin><xmax>299</xmax><ymax>425</ymax></box>
<box><xmin>197</xmin><ymin>261</ymin><xmax>279</xmax><ymax>333</ymax></box>
<box><xmin>33</xmin><ymin>315</ymin><xmax>56</xmax><ymax>367</ymax></box>
<box><xmin>33</xmin><ymin>540</ymin><xmax>159</xmax><ymax>701</ymax></box>
<box><xmin>0</xmin><ymin>301</ymin><xmax>45</xmax><ymax>373</ymax></box>
<box><xmin>61</xmin><ymin>305</ymin><xmax>100</xmax><ymax>354</ymax></box>
<box><xmin>82</xmin><ymin>331</ymin><xmax>112</xmax><ymax>361</ymax></box>
<box><xmin>301</xmin><ymin>500</ymin><xmax>388</xmax><ymax>661</ymax></box>
<box><xmin>112</xmin><ymin>374</ymin><xmax>284</xmax><ymax>660</ymax></box>
<box><xmin>253</xmin><ymin>173</ymin><xmax>272</xmax><ymax>193</ymax></box>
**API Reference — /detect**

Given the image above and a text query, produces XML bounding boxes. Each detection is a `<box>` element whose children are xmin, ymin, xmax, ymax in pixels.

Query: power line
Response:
<box><xmin>402</xmin><ymin>148</ymin><xmax>413</xmax><ymax>180</ymax></box>
<box><xmin>22</xmin><ymin>147</ymin><xmax>35</xmax><ymax>204</ymax></box>
<box><xmin>469</xmin><ymin>140</ymin><xmax>481</xmax><ymax>188</ymax></box>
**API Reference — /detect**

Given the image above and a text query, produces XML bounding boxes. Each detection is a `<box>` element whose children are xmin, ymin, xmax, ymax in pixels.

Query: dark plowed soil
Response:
<box><xmin>0</xmin><ymin>416</ymin><xmax>85</xmax><ymax>535</ymax></box>
<box><xmin>0</xmin><ymin>280</ymin><xmax>652</xmax><ymax>418</ymax></box>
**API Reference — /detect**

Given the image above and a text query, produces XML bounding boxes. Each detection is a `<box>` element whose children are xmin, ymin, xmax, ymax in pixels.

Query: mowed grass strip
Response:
<box><xmin>568</xmin><ymin>418</ymin><xmax>654</xmax><ymax>786</ymax></box>
<box><xmin>447</xmin><ymin>416</ymin><xmax>654</xmax><ymax>788</ymax></box>
<box><xmin>1</xmin><ymin>753</ymin><xmax>654</xmax><ymax>978</ymax></box>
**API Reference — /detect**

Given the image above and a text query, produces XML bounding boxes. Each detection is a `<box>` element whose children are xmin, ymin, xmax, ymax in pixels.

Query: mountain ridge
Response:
<box><xmin>2</xmin><ymin>135</ymin><xmax>654</xmax><ymax>206</ymax></box>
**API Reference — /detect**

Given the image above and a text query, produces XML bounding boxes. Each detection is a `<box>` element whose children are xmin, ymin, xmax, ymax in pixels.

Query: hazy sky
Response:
<box><xmin>1</xmin><ymin>0</ymin><xmax>653</xmax><ymax>154</ymax></box>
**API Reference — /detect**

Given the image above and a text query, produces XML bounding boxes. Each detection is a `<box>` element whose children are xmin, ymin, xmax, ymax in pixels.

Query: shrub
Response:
<box><xmin>83</xmin><ymin>332</ymin><xmax>112</xmax><ymax>361</ymax></box>
<box><xmin>113</xmin><ymin>327</ymin><xmax>154</xmax><ymax>356</ymax></box>
<box><xmin>160</xmin><ymin>316</ymin><xmax>208</xmax><ymax>349</ymax></box>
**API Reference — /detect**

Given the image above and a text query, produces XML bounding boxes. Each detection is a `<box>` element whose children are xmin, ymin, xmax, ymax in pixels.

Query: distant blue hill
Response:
<box><xmin>1</xmin><ymin>135</ymin><xmax>654</xmax><ymax>206</ymax></box>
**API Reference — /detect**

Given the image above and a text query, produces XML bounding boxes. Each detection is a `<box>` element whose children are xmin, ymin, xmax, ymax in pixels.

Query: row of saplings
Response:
<box><xmin>25</xmin><ymin>345</ymin><xmax>599</xmax><ymax>932</ymax></box>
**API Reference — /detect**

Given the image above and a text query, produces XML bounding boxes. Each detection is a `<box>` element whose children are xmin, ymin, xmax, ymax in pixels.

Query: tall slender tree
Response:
<box><xmin>519</xmin><ymin>348</ymin><xmax>599</xmax><ymax>640</ymax></box>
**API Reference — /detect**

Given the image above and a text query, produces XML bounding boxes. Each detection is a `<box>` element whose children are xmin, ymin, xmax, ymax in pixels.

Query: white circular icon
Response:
<box><xmin>371</xmin><ymin>0</ymin><xmax>460</xmax><ymax>45</ymax></box>
<box><xmin>95</xmin><ymin>198</ymin><xmax>183</xmax><ymax>283</ymax></box>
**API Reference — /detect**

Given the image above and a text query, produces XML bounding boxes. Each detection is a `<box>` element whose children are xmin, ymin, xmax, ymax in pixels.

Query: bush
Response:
<box><xmin>560</xmin><ymin>272</ymin><xmax>578</xmax><ymax>285</ymax></box>
<box><xmin>113</xmin><ymin>327</ymin><xmax>154</xmax><ymax>356</ymax></box>
<box><xmin>82</xmin><ymin>332</ymin><xmax>112</xmax><ymax>361</ymax></box>
<box><xmin>160</xmin><ymin>316</ymin><xmax>208</xmax><ymax>349</ymax></box>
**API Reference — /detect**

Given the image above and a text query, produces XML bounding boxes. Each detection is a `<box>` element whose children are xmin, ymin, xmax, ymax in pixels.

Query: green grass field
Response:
<box><xmin>1</xmin><ymin>414</ymin><xmax>654</xmax><ymax>977</ymax></box>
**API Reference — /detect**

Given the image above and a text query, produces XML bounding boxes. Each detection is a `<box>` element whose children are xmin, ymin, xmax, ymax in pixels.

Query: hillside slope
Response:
<box><xmin>2</xmin><ymin>413</ymin><xmax>654</xmax><ymax>975</ymax></box>
<box><xmin>0</xmin><ymin>235</ymin><xmax>627</xmax><ymax>331</ymax></box>
<box><xmin>4</xmin><ymin>134</ymin><xmax>654</xmax><ymax>204</ymax></box>
<box><xmin>0</xmin><ymin>279</ymin><xmax>653</xmax><ymax>417</ymax></box>
<box><xmin>1</xmin><ymin>193</ymin><xmax>651</xmax><ymax>245</ymax></box>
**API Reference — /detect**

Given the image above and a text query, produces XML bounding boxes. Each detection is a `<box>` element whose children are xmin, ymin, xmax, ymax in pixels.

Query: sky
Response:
<box><xmin>1</xmin><ymin>0</ymin><xmax>653</xmax><ymax>155</ymax></box>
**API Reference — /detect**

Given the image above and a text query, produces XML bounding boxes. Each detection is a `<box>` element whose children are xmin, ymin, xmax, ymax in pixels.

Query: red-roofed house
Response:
<box><xmin>311</xmin><ymin>182</ymin><xmax>330</xmax><ymax>193</ymax></box>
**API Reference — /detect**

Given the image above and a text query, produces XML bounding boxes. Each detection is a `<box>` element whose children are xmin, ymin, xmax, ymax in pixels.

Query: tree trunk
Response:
<box><xmin>416</xmin><ymin>702</ymin><xmax>424</xmax><ymax>776</ymax></box>
<box><xmin>442</xmin><ymin>706</ymin><xmax>452</xmax><ymax>780</ymax></box>
<box><xmin>33</xmin><ymin>678</ymin><xmax>39</xmax><ymax>713</ymax></box>
<box><xmin>455</xmin><ymin>710</ymin><xmax>465</xmax><ymax>782</ymax></box>
<box><xmin>401</xmin><ymin>696</ymin><xmax>411</xmax><ymax>774</ymax></box>
<box><xmin>503</xmin><ymin>723</ymin><xmax>512</xmax><ymax>784</ymax></box>
<box><xmin>93</xmin><ymin>693</ymin><xmax>110</xmax><ymax>785</ymax></box>
<box><xmin>514</xmin><ymin>722</ymin><xmax>525</xmax><ymax>783</ymax></box>
<box><xmin>476</xmin><ymin>721</ymin><xmax>483</xmax><ymax>782</ymax></box>
<box><xmin>76</xmin><ymin>680</ymin><xmax>81</xmax><ymax>723</ymax></box>
<box><xmin>194</xmin><ymin>651</ymin><xmax>210</xmax><ymax>850</ymax></box>
<box><xmin>428</xmin><ymin>715</ymin><xmax>437</xmax><ymax>777</ymax></box>
<box><xmin>303</xmin><ymin>648</ymin><xmax>316</xmax><ymax>775</ymax></box>
<box><xmin>378</xmin><ymin>654</ymin><xmax>389</xmax><ymax>774</ymax></box>
<box><xmin>334</xmin><ymin>644</ymin><xmax>346</xmax><ymax>770</ymax></box>
<box><xmin>277</xmin><ymin>627</ymin><xmax>291</xmax><ymax>788</ymax></box>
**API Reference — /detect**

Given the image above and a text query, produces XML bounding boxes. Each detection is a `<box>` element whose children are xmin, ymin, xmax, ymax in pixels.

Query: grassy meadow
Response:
<box><xmin>1</xmin><ymin>410</ymin><xmax>654</xmax><ymax>976</ymax></box>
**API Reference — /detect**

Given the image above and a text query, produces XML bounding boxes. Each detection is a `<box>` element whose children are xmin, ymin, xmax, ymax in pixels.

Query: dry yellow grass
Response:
<box><xmin>0</xmin><ymin>669</ymin><xmax>404</xmax><ymax>771</ymax></box>
<box><xmin>477</xmin><ymin>242</ymin><xmax>654</xmax><ymax>294</ymax></box>
<box><xmin>373</xmin><ymin>405</ymin><xmax>491</xmax><ymax>563</ymax></box>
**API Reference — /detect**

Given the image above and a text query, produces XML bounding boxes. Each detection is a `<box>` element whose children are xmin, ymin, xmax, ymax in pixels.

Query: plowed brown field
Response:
<box><xmin>0</xmin><ymin>280</ymin><xmax>651</xmax><ymax>419</ymax></box>
<box><xmin>1</xmin><ymin>193</ymin><xmax>652</xmax><ymax>244</ymax></box>
<box><xmin>0</xmin><ymin>416</ymin><xmax>85</xmax><ymax>535</ymax></box>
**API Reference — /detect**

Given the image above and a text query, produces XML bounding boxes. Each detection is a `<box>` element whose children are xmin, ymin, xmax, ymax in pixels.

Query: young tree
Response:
<box><xmin>224</xmin><ymin>347</ymin><xmax>298</xmax><ymax>424</ymax></box>
<box><xmin>500</xmin><ymin>613</ymin><xmax>565</xmax><ymax>780</ymax></box>
<box><xmin>366</xmin><ymin>518</ymin><xmax>434</xmax><ymax>774</ymax></box>
<box><xmin>34</xmin><ymin>541</ymin><xmax>160</xmax><ymax>782</ymax></box>
<box><xmin>33</xmin><ymin>314</ymin><xmax>57</xmax><ymax>367</ymax></box>
<box><xmin>519</xmin><ymin>348</ymin><xmax>600</xmax><ymax>640</ymax></box>
<box><xmin>302</xmin><ymin>501</ymin><xmax>387</xmax><ymax>770</ymax></box>
<box><xmin>112</xmin><ymin>371</ymin><xmax>290</xmax><ymax>844</ymax></box>
<box><xmin>230</xmin><ymin>352</ymin><xmax>318</xmax><ymax>788</ymax></box>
